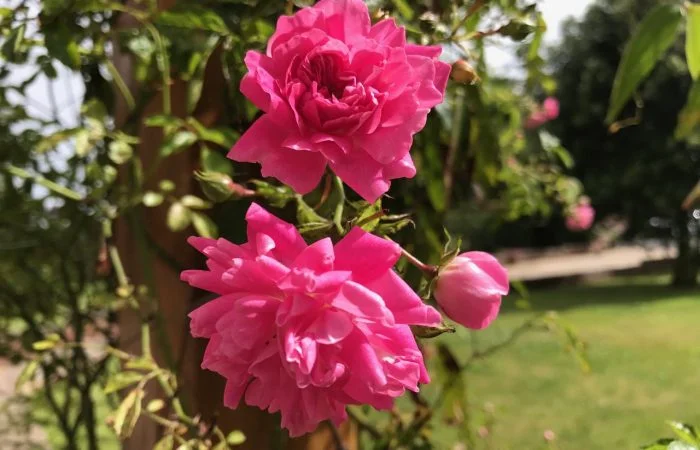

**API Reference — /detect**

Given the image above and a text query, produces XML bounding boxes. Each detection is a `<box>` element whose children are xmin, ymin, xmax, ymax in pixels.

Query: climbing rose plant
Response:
<box><xmin>185</xmin><ymin>0</ymin><xmax>508</xmax><ymax>436</ymax></box>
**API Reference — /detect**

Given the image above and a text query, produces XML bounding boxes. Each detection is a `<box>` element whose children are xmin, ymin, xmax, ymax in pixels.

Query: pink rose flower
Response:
<box><xmin>181</xmin><ymin>203</ymin><xmax>441</xmax><ymax>436</ymax></box>
<box><xmin>525</xmin><ymin>97</ymin><xmax>560</xmax><ymax>129</ymax></box>
<box><xmin>434</xmin><ymin>252</ymin><xmax>509</xmax><ymax>330</ymax></box>
<box><xmin>229</xmin><ymin>0</ymin><xmax>451</xmax><ymax>202</ymax></box>
<box><xmin>566</xmin><ymin>203</ymin><xmax>595</xmax><ymax>231</ymax></box>
<box><xmin>543</xmin><ymin>97</ymin><xmax>560</xmax><ymax>121</ymax></box>
<box><xmin>525</xmin><ymin>110</ymin><xmax>548</xmax><ymax>129</ymax></box>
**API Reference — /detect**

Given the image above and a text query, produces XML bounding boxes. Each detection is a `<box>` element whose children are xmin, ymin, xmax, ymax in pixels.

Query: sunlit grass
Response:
<box><xmin>431</xmin><ymin>274</ymin><xmax>700</xmax><ymax>449</ymax></box>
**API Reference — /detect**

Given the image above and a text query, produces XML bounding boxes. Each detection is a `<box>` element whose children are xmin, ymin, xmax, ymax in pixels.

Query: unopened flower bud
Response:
<box><xmin>434</xmin><ymin>252</ymin><xmax>509</xmax><ymax>330</ymax></box>
<box><xmin>451</xmin><ymin>60</ymin><xmax>480</xmax><ymax>85</ymax></box>
<box><xmin>195</xmin><ymin>171</ymin><xmax>254</xmax><ymax>203</ymax></box>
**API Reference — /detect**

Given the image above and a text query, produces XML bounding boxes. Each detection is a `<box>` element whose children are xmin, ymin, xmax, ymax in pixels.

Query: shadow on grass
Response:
<box><xmin>501</xmin><ymin>276</ymin><xmax>699</xmax><ymax>314</ymax></box>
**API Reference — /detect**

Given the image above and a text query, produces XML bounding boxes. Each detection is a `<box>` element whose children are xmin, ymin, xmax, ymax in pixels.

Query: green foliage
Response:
<box><xmin>552</xmin><ymin>0</ymin><xmax>700</xmax><ymax>242</ymax></box>
<box><xmin>606</xmin><ymin>3</ymin><xmax>683</xmax><ymax>124</ymax></box>
<box><xmin>686</xmin><ymin>4</ymin><xmax>700</xmax><ymax>80</ymax></box>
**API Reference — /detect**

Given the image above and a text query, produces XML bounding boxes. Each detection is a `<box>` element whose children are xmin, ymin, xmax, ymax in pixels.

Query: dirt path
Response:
<box><xmin>506</xmin><ymin>244</ymin><xmax>676</xmax><ymax>281</ymax></box>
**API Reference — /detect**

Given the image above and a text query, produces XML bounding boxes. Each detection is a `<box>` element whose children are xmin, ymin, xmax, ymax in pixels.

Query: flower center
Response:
<box><xmin>299</xmin><ymin>53</ymin><xmax>352</xmax><ymax>99</ymax></box>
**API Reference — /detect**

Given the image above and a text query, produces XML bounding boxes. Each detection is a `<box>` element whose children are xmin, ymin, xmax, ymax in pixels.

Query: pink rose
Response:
<box><xmin>434</xmin><ymin>252</ymin><xmax>509</xmax><ymax>330</ymax></box>
<box><xmin>543</xmin><ymin>97</ymin><xmax>560</xmax><ymax>121</ymax></box>
<box><xmin>525</xmin><ymin>97</ymin><xmax>560</xmax><ymax>129</ymax></box>
<box><xmin>229</xmin><ymin>0</ymin><xmax>451</xmax><ymax>202</ymax></box>
<box><xmin>566</xmin><ymin>203</ymin><xmax>595</xmax><ymax>231</ymax></box>
<box><xmin>525</xmin><ymin>110</ymin><xmax>548</xmax><ymax>129</ymax></box>
<box><xmin>182</xmin><ymin>203</ymin><xmax>440</xmax><ymax>436</ymax></box>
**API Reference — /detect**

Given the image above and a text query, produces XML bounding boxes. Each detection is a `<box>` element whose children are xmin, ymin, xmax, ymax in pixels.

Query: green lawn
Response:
<box><xmin>431</xmin><ymin>274</ymin><xmax>700</xmax><ymax>450</ymax></box>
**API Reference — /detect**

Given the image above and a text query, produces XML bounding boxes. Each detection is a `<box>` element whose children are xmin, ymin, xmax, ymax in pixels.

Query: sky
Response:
<box><xmin>487</xmin><ymin>0</ymin><xmax>594</xmax><ymax>75</ymax></box>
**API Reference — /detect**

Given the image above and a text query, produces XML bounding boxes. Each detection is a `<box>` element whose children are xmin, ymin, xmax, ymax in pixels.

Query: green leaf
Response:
<box><xmin>75</xmin><ymin>129</ymin><xmax>91</xmax><ymax>157</ymax></box>
<box><xmin>32</xmin><ymin>340</ymin><xmax>56</xmax><ymax>351</ymax></box>
<box><xmin>156</xmin><ymin>5</ymin><xmax>230</xmax><ymax>34</ymax></box>
<box><xmin>161</xmin><ymin>131</ymin><xmax>198</xmax><ymax>157</ymax></box>
<box><xmin>353</xmin><ymin>200</ymin><xmax>383</xmax><ymax>232</ymax></box>
<box><xmin>642</xmin><ymin>439</ymin><xmax>678</xmax><ymax>450</ymax></box>
<box><xmin>15</xmin><ymin>360</ymin><xmax>39</xmax><ymax>390</ymax></box>
<box><xmin>142</xmin><ymin>192</ymin><xmax>164</xmax><ymax>208</ymax></box>
<box><xmin>146</xmin><ymin>399</ymin><xmax>165</xmax><ymax>413</ymax></box>
<box><xmin>201</xmin><ymin>146</ymin><xmax>234</xmax><ymax>175</ymax></box>
<box><xmin>144</xmin><ymin>114</ymin><xmax>184</xmax><ymax>128</ymax></box>
<box><xmin>192</xmin><ymin>212</ymin><xmax>219</xmax><ymax>238</ymax></box>
<box><xmin>391</xmin><ymin>0</ymin><xmax>414</xmax><ymax>20</ymax></box>
<box><xmin>108</xmin><ymin>141</ymin><xmax>133</xmax><ymax>165</ymax></box>
<box><xmin>159</xmin><ymin>179</ymin><xmax>176</xmax><ymax>193</ymax></box>
<box><xmin>113</xmin><ymin>388</ymin><xmax>143</xmax><ymax>438</ymax></box>
<box><xmin>124</xmin><ymin>358</ymin><xmax>157</xmax><ymax>371</ymax></box>
<box><xmin>181</xmin><ymin>195</ymin><xmax>212</xmax><ymax>210</ymax></box>
<box><xmin>411</xmin><ymin>324</ymin><xmax>456</xmax><ymax>339</ymax></box>
<box><xmin>105</xmin><ymin>372</ymin><xmax>144</xmax><ymax>395</ymax></box>
<box><xmin>687</xmin><ymin>4</ymin><xmax>700</xmax><ymax>79</ymax></box>
<box><xmin>153</xmin><ymin>435</ymin><xmax>174</xmax><ymax>450</ymax></box>
<box><xmin>126</xmin><ymin>34</ymin><xmax>155</xmax><ymax>63</ymax></box>
<box><xmin>668</xmin><ymin>421</ymin><xmax>700</xmax><ymax>446</ymax></box>
<box><xmin>606</xmin><ymin>4</ymin><xmax>683</xmax><ymax>123</ymax></box>
<box><xmin>227</xmin><ymin>430</ymin><xmax>246</xmax><ymax>446</ymax></box>
<box><xmin>676</xmin><ymin>80</ymin><xmax>700</xmax><ymax>140</ymax></box>
<box><xmin>166</xmin><ymin>202</ymin><xmax>192</xmax><ymax>232</ymax></box>
<box><xmin>185</xmin><ymin>36</ymin><xmax>220</xmax><ymax>114</ymax></box>
<box><xmin>187</xmin><ymin>118</ymin><xmax>239</xmax><ymax>148</ymax></box>
<box><xmin>296</xmin><ymin>196</ymin><xmax>330</xmax><ymax>226</ymax></box>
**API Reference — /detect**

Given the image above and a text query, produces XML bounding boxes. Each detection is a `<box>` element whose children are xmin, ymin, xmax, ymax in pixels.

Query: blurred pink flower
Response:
<box><xmin>229</xmin><ymin>0</ymin><xmax>451</xmax><ymax>202</ymax></box>
<box><xmin>182</xmin><ymin>203</ymin><xmax>441</xmax><ymax>436</ymax></box>
<box><xmin>525</xmin><ymin>111</ymin><xmax>548</xmax><ymax>129</ymax></box>
<box><xmin>543</xmin><ymin>97</ymin><xmax>560</xmax><ymax>120</ymax></box>
<box><xmin>434</xmin><ymin>252</ymin><xmax>509</xmax><ymax>330</ymax></box>
<box><xmin>525</xmin><ymin>96</ymin><xmax>560</xmax><ymax>129</ymax></box>
<box><xmin>566</xmin><ymin>203</ymin><xmax>595</xmax><ymax>232</ymax></box>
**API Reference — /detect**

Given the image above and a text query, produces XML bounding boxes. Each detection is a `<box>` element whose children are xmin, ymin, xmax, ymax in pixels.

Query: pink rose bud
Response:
<box><xmin>543</xmin><ymin>97</ymin><xmax>560</xmax><ymax>121</ymax></box>
<box><xmin>566</xmin><ymin>203</ymin><xmax>595</xmax><ymax>232</ymax></box>
<box><xmin>434</xmin><ymin>252</ymin><xmax>509</xmax><ymax>330</ymax></box>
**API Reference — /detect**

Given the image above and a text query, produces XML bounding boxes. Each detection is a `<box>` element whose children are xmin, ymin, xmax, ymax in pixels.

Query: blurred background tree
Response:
<box><xmin>550</xmin><ymin>0</ymin><xmax>700</xmax><ymax>286</ymax></box>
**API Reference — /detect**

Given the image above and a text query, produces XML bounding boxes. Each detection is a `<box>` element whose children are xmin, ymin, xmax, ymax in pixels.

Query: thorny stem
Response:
<box><xmin>399</xmin><ymin>246</ymin><xmax>439</xmax><ymax>277</ymax></box>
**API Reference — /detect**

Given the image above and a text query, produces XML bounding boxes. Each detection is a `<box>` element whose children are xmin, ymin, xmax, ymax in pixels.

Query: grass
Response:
<box><xmin>429</xmin><ymin>274</ymin><xmax>700</xmax><ymax>450</ymax></box>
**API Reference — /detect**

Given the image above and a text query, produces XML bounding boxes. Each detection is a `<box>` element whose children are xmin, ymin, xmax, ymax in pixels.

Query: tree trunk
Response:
<box><xmin>672</xmin><ymin>210</ymin><xmax>698</xmax><ymax>286</ymax></box>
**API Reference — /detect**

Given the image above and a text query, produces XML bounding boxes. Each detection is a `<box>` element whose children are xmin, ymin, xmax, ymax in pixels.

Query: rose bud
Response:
<box><xmin>451</xmin><ymin>60</ymin><xmax>480</xmax><ymax>85</ymax></box>
<box><xmin>434</xmin><ymin>252</ymin><xmax>509</xmax><ymax>330</ymax></box>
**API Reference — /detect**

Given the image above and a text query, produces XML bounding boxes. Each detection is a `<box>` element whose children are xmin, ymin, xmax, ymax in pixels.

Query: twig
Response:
<box><xmin>327</xmin><ymin>421</ymin><xmax>347</xmax><ymax>450</ymax></box>
<box><xmin>347</xmin><ymin>408</ymin><xmax>381</xmax><ymax>440</ymax></box>
<box><xmin>448</xmin><ymin>0</ymin><xmax>487</xmax><ymax>39</ymax></box>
